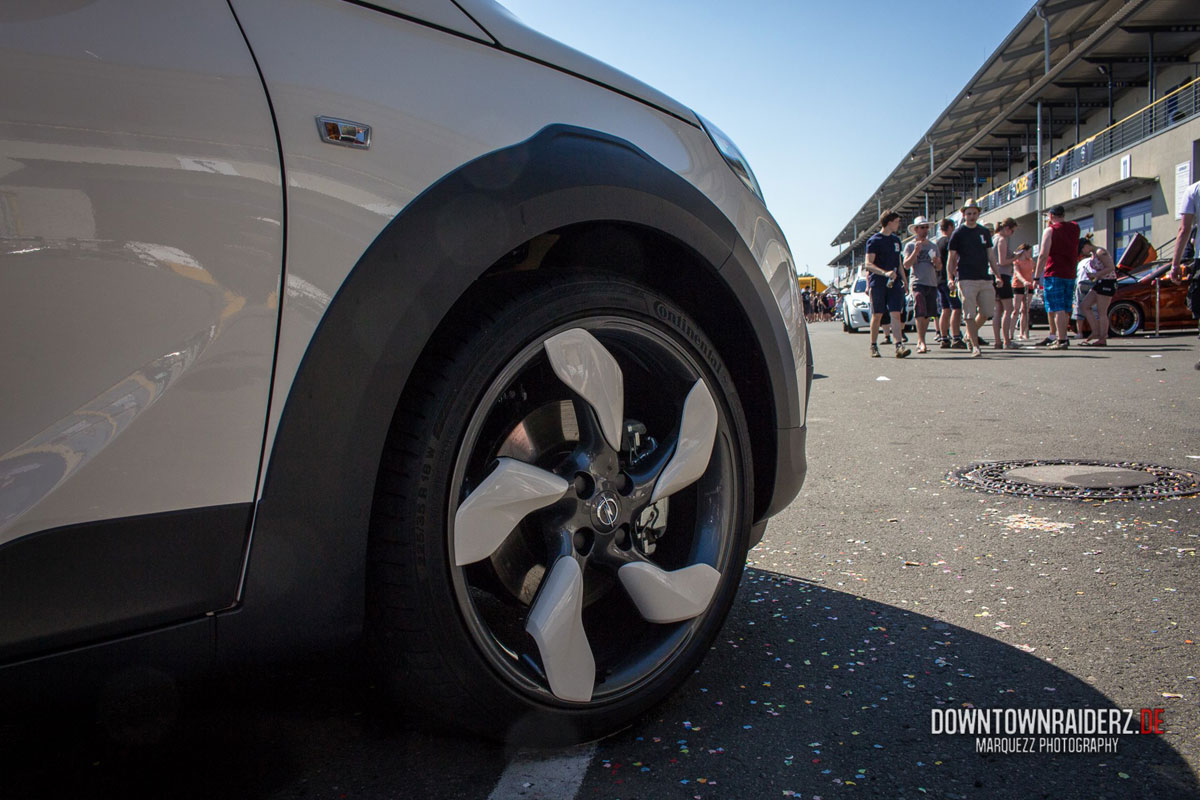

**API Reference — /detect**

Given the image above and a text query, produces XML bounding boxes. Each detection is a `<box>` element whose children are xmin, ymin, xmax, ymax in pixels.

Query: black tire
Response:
<box><xmin>367</xmin><ymin>274</ymin><xmax>753</xmax><ymax>744</ymax></box>
<box><xmin>1108</xmin><ymin>301</ymin><xmax>1142</xmax><ymax>337</ymax></box>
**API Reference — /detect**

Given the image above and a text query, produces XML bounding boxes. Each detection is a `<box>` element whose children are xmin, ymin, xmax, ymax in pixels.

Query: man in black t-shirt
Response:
<box><xmin>864</xmin><ymin>210</ymin><xmax>911</xmax><ymax>358</ymax></box>
<box><xmin>946</xmin><ymin>200</ymin><xmax>1000</xmax><ymax>357</ymax></box>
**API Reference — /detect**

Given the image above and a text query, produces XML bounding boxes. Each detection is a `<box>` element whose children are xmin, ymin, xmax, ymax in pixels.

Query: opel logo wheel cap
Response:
<box><xmin>592</xmin><ymin>491</ymin><xmax>621</xmax><ymax>532</ymax></box>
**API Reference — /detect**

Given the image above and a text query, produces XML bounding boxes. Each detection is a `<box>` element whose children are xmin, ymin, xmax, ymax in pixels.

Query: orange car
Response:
<box><xmin>1101</xmin><ymin>263</ymin><xmax>1196</xmax><ymax>336</ymax></box>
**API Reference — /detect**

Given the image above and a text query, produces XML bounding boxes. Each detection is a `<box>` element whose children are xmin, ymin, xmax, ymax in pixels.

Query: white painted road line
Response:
<box><xmin>487</xmin><ymin>743</ymin><xmax>596</xmax><ymax>800</ymax></box>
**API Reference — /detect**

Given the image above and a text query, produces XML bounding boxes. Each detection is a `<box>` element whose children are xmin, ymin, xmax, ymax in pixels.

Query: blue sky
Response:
<box><xmin>500</xmin><ymin>0</ymin><xmax>1033</xmax><ymax>283</ymax></box>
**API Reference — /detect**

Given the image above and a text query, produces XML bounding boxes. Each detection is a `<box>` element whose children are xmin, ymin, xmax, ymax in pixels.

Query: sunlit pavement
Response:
<box><xmin>2</xmin><ymin>324</ymin><xmax>1197</xmax><ymax>800</ymax></box>
<box><xmin>577</xmin><ymin>323</ymin><xmax>1199</xmax><ymax>799</ymax></box>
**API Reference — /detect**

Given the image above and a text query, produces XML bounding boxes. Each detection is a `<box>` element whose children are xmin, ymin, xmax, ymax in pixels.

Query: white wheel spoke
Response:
<box><xmin>544</xmin><ymin>329</ymin><xmax>624</xmax><ymax>451</ymax></box>
<box><xmin>618</xmin><ymin>562</ymin><xmax>721</xmax><ymax>624</ymax></box>
<box><xmin>525</xmin><ymin>557</ymin><xmax>596</xmax><ymax>702</ymax></box>
<box><xmin>453</xmin><ymin>458</ymin><xmax>568</xmax><ymax>566</ymax></box>
<box><xmin>650</xmin><ymin>379</ymin><xmax>717</xmax><ymax>503</ymax></box>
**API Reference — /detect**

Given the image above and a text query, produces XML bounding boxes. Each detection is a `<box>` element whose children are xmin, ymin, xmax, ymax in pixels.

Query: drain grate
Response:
<box><xmin>948</xmin><ymin>459</ymin><xmax>1200</xmax><ymax>500</ymax></box>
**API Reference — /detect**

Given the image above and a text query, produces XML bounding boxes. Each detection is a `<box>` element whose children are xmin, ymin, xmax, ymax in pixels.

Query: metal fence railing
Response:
<box><xmin>977</xmin><ymin>77</ymin><xmax>1200</xmax><ymax>215</ymax></box>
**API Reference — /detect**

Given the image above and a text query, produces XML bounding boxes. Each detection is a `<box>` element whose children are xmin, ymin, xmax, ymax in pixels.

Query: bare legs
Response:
<box><xmin>993</xmin><ymin>297</ymin><xmax>1014</xmax><ymax>348</ymax></box>
<box><xmin>938</xmin><ymin>307</ymin><xmax>962</xmax><ymax>341</ymax></box>
<box><xmin>965</xmin><ymin>308</ymin><xmax>989</xmax><ymax>351</ymax></box>
<box><xmin>1014</xmin><ymin>293</ymin><xmax>1031</xmax><ymax>339</ymax></box>
<box><xmin>1050</xmin><ymin>310</ymin><xmax>1070</xmax><ymax>345</ymax></box>
<box><xmin>1081</xmin><ymin>291</ymin><xmax>1112</xmax><ymax>344</ymax></box>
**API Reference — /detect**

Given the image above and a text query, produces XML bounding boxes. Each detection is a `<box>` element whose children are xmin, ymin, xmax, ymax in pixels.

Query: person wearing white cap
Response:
<box><xmin>903</xmin><ymin>216</ymin><xmax>941</xmax><ymax>353</ymax></box>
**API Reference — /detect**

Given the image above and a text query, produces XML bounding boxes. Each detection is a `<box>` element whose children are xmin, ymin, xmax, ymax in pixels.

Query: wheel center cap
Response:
<box><xmin>592</xmin><ymin>491</ymin><xmax>621</xmax><ymax>533</ymax></box>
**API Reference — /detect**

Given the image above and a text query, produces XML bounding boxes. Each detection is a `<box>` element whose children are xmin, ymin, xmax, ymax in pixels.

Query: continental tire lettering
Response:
<box><xmin>653</xmin><ymin>301</ymin><xmax>724</xmax><ymax>378</ymax></box>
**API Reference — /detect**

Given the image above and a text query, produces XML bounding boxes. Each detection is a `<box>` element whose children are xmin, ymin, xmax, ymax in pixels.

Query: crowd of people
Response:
<box><xmin>800</xmin><ymin>286</ymin><xmax>839</xmax><ymax>323</ymax></box>
<box><xmin>858</xmin><ymin>200</ymin><xmax>1122</xmax><ymax>359</ymax></box>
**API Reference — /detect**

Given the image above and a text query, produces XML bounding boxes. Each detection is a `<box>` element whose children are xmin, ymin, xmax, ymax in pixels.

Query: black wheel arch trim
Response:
<box><xmin>219</xmin><ymin>124</ymin><xmax>804</xmax><ymax>658</ymax></box>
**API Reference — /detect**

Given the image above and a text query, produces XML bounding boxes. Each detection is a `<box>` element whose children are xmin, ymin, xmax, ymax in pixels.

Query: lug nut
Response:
<box><xmin>573</xmin><ymin>528</ymin><xmax>595</xmax><ymax>554</ymax></box>
<box><xmin>573</xmin><ymin>472</ymin><xmax>595</xmax><ymax>499</ymax></box>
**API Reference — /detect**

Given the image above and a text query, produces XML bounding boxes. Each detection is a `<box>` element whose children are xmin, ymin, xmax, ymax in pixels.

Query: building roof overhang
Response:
<box><xmin>829</xmin><ymin>0</ymin><xmax>1200</xmax><ymax>266</ymax></box>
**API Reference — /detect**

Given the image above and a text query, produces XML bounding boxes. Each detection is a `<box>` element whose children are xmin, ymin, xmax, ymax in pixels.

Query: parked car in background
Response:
<box><xmin>1103</xmin><ymin>263</ymin><xmax>1195</xmax><ymax>336</ymax></box>
<box><xmin>0</xmin><ymin>0</ymin><xmax>811</xmax><ymax>745</ymax></box>
<box><xmin>1027</xmin><ymin>289</ymin><xmax>1049</xmax><ymax>328</ymax></box>
<box><xmin>842</xmin><ymin>271</ymin><xmax>915</xmax><ymax>332</ymax></box>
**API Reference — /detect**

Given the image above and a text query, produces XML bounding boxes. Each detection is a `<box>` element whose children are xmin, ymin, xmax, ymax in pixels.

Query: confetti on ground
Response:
<box><xmin>1001</xmin><ymin>514</ymin><xmax>1075</xmax><ymax>533</ymax></box>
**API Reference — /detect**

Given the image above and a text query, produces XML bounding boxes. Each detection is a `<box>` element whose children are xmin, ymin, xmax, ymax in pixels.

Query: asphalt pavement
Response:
<box><xmin>2</xmin><ymin>323</ymin><xmax>1197</xmax><ymax>800</ymax></box>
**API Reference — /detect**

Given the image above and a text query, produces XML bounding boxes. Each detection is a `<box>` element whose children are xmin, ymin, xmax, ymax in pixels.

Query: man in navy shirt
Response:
<box><xmin>864</xmin><ymin>210</ymin><xmax>911</xmax><ymax>358</ymax></box>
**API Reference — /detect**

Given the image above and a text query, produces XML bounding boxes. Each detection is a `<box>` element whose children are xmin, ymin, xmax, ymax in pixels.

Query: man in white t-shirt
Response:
<box><xmin>1169</xmin><ymin>178</ymin><xmax>1200</xmax><ymax>369</ymax></box>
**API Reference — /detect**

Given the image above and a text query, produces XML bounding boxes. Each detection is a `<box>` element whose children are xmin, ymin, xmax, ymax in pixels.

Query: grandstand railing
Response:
<box><xmin>977</xmin><ymin>77</ymin><xmax>1200</xmax><ymax>215</ymax></box>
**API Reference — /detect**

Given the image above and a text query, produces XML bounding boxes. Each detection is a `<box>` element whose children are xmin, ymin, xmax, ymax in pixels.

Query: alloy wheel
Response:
<box><xmin>447</xmin><ymin>320</ymin><xmax>739</xmax><ymax>705</ymax></box>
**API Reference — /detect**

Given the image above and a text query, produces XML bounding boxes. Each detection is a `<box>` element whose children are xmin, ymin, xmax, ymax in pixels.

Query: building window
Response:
<box><xmin>1113</xmin><ymin>198</ymin><xmax>1152</xmax><ymax>260</ymax></box>
<box><xmin>1074</xmin><ymin>215</ymin><xmax>1094</xmax><ymax>238</ymax></box>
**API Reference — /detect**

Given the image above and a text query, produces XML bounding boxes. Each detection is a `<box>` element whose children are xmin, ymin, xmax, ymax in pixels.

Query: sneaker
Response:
<box><xmin>870</xmin><ymin>343</ymin><xmax>881</xmax><ymax>358</ymax></box>
<box><xmin>895</xmin><ymin>345</ymin><xmax>911</xmax><ymax>358</ymax></box>
<box><xmin>1035</xmin><ymin>336</ymin><xmax>1056</xmax><ymax>347</ymax></box>
<box><xmin>1051</xmin><ymin>340</ymin><xmax>1070</xmax><ymax>350</ymax></box>
<box><xmin>969</xmin><ymin>346</ymin><xmax>983</xmax><ymax>358</ymax></box>
<box><xmin>951</xmin><ymin>338</ymin><xmax>968</xmax><ymax>350</ymax></box>
<box><xmin>940</xmin><ymin>338</ymin><xmax>952</xmax><ymax>349</ymax></box>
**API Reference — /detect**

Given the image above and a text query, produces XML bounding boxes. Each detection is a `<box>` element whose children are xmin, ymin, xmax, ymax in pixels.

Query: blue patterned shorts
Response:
<box><xmin>1043</xmin><ymin>276</ymin><xmax>1076</xmax><ymax>314</ymax></box>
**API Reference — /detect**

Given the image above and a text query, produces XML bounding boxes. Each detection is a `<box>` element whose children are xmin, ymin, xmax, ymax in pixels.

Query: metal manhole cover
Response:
<box><xmin>948</xmin><ymin>459</ymin><xmax>1200</xmax><ymax>500</ymax></box>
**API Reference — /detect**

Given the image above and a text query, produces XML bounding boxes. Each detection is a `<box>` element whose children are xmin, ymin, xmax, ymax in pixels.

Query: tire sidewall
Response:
<box><xmin>392</xmin><ymin>276</ymin><xmax>753</xmax><ymax>743</ymax></box>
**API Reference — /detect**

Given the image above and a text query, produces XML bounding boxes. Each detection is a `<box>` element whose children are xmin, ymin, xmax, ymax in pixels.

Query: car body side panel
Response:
<box><xmin>218</xmin><ymin>122</ymin><xmax>805</xmax><ymax>657</ymax></box>
<box><xmin>228</xmin><ymin>0</ymin><xmax>803</xmax><ymax>488</ymax></box>
<box><xmin>354</xmin><ymin>0</ymin><xmax>494</xmax><ymax>42</ymax></box>
<box><xmin>0</xmin><ymin>504</ymin><xmax>250</xmax><ymax>663</ymax></box>
<box><xmin>0</xmin><ymin>1</ymin><xmax>282</xmax><ymax>539</ymax></box>
<box><xmin>219</xmin><ymin>0</ymin><xmax>806</xmax><ymax>655</ymax></box>
<box><xmin>0</xmin><ymin>0</ymin><xmax>282</xmax><ymax>654</ymax></box>
<box><xmin>452</xmin><ymin>0</ymin><xmax>697</xmax><ymax>123</ymax></box>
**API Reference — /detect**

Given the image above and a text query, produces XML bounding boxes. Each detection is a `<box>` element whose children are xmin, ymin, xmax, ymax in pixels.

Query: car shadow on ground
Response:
<box><xmin>0</xmin><ymin>571</ymin><xmax>1196</xmax><ymax>800</ymax></box>
<box><xmin>0</xmin><ymin>649</ymin><xmax>514</xmax><ymax>800</ymax></box>
<box><xmin>589</xmin><ymin>568</ymin><xmax>1199</xmax><ymax>800</ymax></box>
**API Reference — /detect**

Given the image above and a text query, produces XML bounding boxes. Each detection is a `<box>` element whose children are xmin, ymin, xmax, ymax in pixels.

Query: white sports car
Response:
<box><xmin>0</xmin><ymin>0</ymin><xmax>810</xmax><ymax>744</ymax></box>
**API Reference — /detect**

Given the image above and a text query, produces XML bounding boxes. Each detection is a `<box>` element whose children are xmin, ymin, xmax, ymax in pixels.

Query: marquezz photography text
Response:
<box><xmin>931</xmin><ymin>707</ymin><xmax>1166</xmax><ymax>755</ymax></box>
